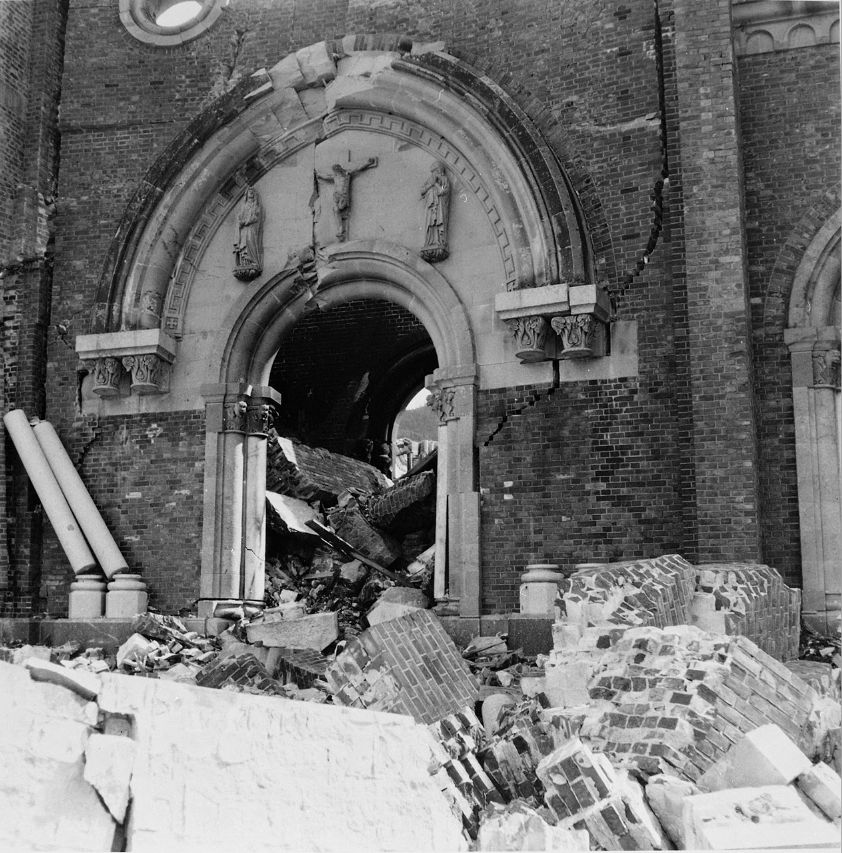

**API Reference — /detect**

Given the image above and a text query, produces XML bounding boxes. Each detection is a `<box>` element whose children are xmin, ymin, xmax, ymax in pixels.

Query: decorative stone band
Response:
<box><xmin>202</xmin><ymin>382</ymin><xmax>283</xmax><ymax>436</ymax></box>
<box><xmin>495</xmin><ymin>282</ymin><xmax>610</xmax><ymax>363</ymax></box>
<box><xmin>75</xmin><ymin>329</ymin><xmax>177</xmax><ymax>398</ymax></box>
<box><xmin>783</xmin><ymin>326</ymin><xmax>841</xmax><ymax>389</ymax></box>
<box><xmin>731</xmin><ymin>0</ymin><xmax>839</xmax><ymax>57</ymax></box>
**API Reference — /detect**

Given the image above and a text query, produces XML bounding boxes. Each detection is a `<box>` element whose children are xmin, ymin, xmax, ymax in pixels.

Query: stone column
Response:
<box><xmin>198</xmin><ymin>383</ymin><xmax>281</xmax><ymax>617</ymax></box>
<box><xmin>785</xmin><ymin>327</ymin><xmax>841</xmax><ymax>634</ymax></box>
<box><xmin>241</xmin><ymin>398</ymin><xmax>275</xmax><ymax>603</ymax></box>
<box><xmin>427</xmin><ymin>364</ymin><xmax>480</xmax><ymax>617</ymax></box>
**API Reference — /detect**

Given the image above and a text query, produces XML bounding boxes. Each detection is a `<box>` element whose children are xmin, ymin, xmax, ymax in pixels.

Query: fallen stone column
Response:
<box><xmin>32</xmin><ymin>418</ymin><xmax>129</xmax><ymax>578</ymax></box>
<box><xmin>3</xmin><ymin>409</ymin><xmax>95</xmax><ymax>575</ymax></box>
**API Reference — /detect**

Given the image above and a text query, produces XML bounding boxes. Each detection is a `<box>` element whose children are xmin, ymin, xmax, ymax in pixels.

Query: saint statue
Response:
<box><xmin>420</xmin><ymin>162</ymin><xmax>451</xmax><ymax>262</ymax></box>
<box><xmin>316</xmin><ymin>157</ymin><xmax>378</xmax><ymax>242</ymax></box>
<box><xmin>233</xmin><ymin>186</ymin><xmax>264</xmax><ymax>281</ymax></box>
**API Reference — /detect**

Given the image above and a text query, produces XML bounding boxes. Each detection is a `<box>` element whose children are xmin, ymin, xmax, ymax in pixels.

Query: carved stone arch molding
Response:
<box><xmin>75</xmin><ymin>36</ymin><xmax>604</xmax><ymax>617</ymax></box>
<box><xmin>782</xmin><ymin>208</ymin><xmax>841</xmax><ymax>634</ymax></box>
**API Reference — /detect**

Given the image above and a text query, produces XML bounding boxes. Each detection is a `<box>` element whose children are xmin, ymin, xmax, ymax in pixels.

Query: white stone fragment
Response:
<box><xmin>797</xmin><ymin>762</ymin><xmax>842</xmax><ymax>823</ymax></box>
<box><xmin>698</xmin><ymin>724</ymin><xmax>812</xmax><ymax>791</ymax></box>
<box><xmin>84</xmin><ymin>733</ymin><xmax>136</xmax><ymax>823</ymax></box>
<box><xmin>683</xmin><ymin>785</ymin><xmax>840</xmax><ymax>850</ymax></box>
<box><xmin>644</xmin><ymin>773</ymin><xmax>701</xmax><ymax>848</ymax></box>
<box><xmin>0</xmin><ymin>662</ymin><xmax>116</xmax><ymax>851</ymax></box>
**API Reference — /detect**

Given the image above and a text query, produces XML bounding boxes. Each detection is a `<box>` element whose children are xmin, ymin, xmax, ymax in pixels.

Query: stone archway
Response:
<box><xmin>783</xmin><ymin>209</ymin><xmax>841</xmax><ymax>634</ymax></box>
<box><xmin>198</xmin><ymin>242</ymin><xmax>479</xmax><ymax>617</ymax></box>
<box><xmin>74</xmin><ymin>37</ymin><xmax>601</xmax><ymax>621</ymax></box>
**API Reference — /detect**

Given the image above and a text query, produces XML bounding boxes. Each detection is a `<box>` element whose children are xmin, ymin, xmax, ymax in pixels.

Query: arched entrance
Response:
<box><xmin>74</xmin><ymin>38</ymin><xmax>599</xmax><ymax>621</ymax></box>
<box><xmin>199</xmin><ymin>243</ymin><xmax>478</xmax><ymax>616</ymax></box>
<box><xmin>783</xmin><ymin>210</ymin><xmax>841</xmax><ymax>634</ymax></box>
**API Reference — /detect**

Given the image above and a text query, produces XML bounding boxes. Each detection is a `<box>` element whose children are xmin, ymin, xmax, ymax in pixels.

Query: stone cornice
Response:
<box><xmin>732</xmin><ymin>0</ymin><xmax>840</xmax><ymax>55</ymax></box>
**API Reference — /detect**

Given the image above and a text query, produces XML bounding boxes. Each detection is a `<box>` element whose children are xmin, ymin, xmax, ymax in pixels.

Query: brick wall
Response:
<box><xmin>40</xmin><ymin>411</ymin><xmax>205</xmax><ymax>616</ymax></box>
<box><xmin>738</xmin><ymin>44</ymin><xmax>841</xmax><ymax>585</ymax></box>
<box><xmin>270</xmin><ymin>298</ymin><xmax>431</xmax><ymax>453</ymax></box>
<box><xmin>478</xmin><ymin>377</ymin><xmax>686</xmax><ymax>613</ymax></box>
<box><xmin>18</xmin><ymin>0</ymin><xmax>834</xmax><ymax>616</ymax></box>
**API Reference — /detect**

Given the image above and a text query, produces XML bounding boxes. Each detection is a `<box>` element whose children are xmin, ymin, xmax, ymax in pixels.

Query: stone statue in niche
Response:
<box><xmin>316</xmin><ymin>157</ymin><xmax>378</xmax><ymax>242</ymax></box>
<box><xmin>233</xmin><ymin>186</ymin><xmax>264</xmax><ymax>281</ymax></box>
<box><xmin>420</xmin><ymin>162</ymin><xmax>451</xmax><ymax>262</ymax></box>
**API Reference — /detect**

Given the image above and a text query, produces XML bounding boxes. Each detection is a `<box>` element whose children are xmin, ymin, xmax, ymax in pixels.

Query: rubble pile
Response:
<box><xmin>262</xmin><ymin>432</ymin><xmax>438</xmax><ymax>638</ymax></box>
<box><xmin>1</xmin><ymin>551</ymin><xmax>840</xmax><ymax>850</ymax></box>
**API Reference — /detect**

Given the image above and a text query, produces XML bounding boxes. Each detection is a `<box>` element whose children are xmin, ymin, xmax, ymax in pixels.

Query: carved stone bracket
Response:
<box><xmin>90</xmin><ymin>357</ymin><xmax>123</xmax><ymax>397</ymax></box>
<box><xmin>76</xmin><ymin>329</ymin><xmax>177</xmax><ymax>399</ymax></box>
<box><xmin>505</xmin><ymin>316</ymin><xmax>549</xmax><ymax>363</ymax></box>
<box><xmin>121</xmin><ymin>353</ymin><xmax>167</xmax><ymax>394</ymax></box>
<box><xmin>495</xmin><ymin>282</ymin><xmax>610</xmax><ymax>363</ymax></box>
<box><xmin>550</xmin><ymin>313</ymin><xmax>607</xmax><ymax>360</ymax></box>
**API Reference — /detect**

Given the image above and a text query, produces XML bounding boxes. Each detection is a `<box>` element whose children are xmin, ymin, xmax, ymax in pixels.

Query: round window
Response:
<box><xmin>119</xmin><ymin>0</ymin><xmax>224</xmax><ymax>46</ymax></box>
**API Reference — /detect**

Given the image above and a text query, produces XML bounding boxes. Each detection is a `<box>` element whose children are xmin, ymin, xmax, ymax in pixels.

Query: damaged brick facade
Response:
<box><xmin>0</xmin><ymin>0</ymin><xmax>837</xmax><ymax>620</ymax></box>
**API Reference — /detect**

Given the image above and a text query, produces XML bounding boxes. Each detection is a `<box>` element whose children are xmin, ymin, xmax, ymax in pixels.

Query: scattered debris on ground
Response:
<box><xmin>1</xmin><ymin>551</ymin><xmax>840</xmax><ymax>850</ymax></box>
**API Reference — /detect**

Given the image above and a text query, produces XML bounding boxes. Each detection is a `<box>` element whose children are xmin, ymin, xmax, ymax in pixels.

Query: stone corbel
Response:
<box><xmin>76</xmin><ymin>329</ymin><xmax>177</xmax><ymax>398</ymax></box>
<box><xmin>494</xmin><ymin>281</ymin><xmax>610</xmax><ymax>363</ymax></box>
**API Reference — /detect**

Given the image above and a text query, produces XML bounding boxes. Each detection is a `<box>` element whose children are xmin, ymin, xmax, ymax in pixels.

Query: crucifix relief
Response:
<box><xmin>316</xmin><ymin>154</ymin><xmax>378</xmax><ymax>242</ymax></box>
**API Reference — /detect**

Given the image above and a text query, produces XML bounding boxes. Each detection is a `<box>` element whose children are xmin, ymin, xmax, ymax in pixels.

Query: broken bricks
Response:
<box><xmin>326</xmin><ymin>608</ymin><xmax>479</xmax><ymax>724</ymax></box>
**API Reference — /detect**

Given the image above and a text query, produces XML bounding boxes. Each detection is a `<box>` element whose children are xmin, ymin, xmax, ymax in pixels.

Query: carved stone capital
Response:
<box><xmin>91</xmin><ymin>357</ymin><xmax>123</xmax><ymax>397</ymax></box>
<box><xmin>550</xmin><ymin>313</ymin><xmax>607</xmax><ymax>359</ymax></box>
<box><xmin>223</xmin><ymin>399</ymin><xmax>249</xmax><ymax>433</ymax></box>
<box><xmin>121</xmin><ymin>353</ymin><xmax>167</xmax><ymax>394</ymax></box>
<box><xmin>76</xmin><ymin>329</ymin><xmax>177</xmax><ymax>399</ymax></box>
<box><xmin>427</xmin><ymin>387</ymin><xmax>456</xmax><ymax>424</ymax></box>
<box><xmin>505</xmin><ymin>316</ymin><xmax>549</xmax><ymax>363</ymax></box>
<box><xmin>246</xmin><ymin>399</ymin><xmax>276</xmax><ymax>436</ymax></box>
<box><xmin>812</xmin><ymin>348</ymin><xmax>841</xmax><ymax>389</ymax></box>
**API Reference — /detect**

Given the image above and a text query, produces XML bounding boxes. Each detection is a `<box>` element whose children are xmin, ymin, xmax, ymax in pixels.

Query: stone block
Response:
<box><xmin>543</xmin><ymin>660</ymin><xmax>591</xmax><ymax>708</ymax></box>
<box><xmin>682</xmin><ymin>785</ymin><xmax>840</xmax><ymax>850</ymax></box>
<box><xmin>0</xmin><ymin>662</ymin><xmax>116</xmax><ymax>851</ymax></box>
<box><xmin>698</xmin><ymin>724</ymin><xmax>812</xmax><ymax>791</ymax></box>
<box><xmin>644</xmin><ymin>773</ymin><xmax>701</xmax><ymax>848</ymax></box>
<box><xmin>265</xmin><ymin>491</ymin><xmax>321</xmax><ymax>536</ymax></box>
<box><xmin>796</xmin><ymin>762</ymin><xmax>842</xmax><ymax>822</ymax></box>
<box><xmin>245</xmin><ymin>611</ymin><xmax>338</xmax><ymax>651</ymax></box>
<box><xmin>367</xmin><ymin>586</ymin><xmax>428</xmax><ymax>626</ymax></box>
<box><xmin>94</xmin><ymin>672</ymin><xmax>466</xmax><ymax>850</ymax></box>
<box><xmin>83</xmin><ymin>733</ymin><xmax>137</xmax><ymax>822</ymax></box>
<box><xmin>507</xmin><ymin>614</ymin><xmax>553</xmax><ymax>655</ymax></box>
<box><xmin>476</xmin><ymin>800</ymin><xmax>590</xmax><ymax>851</ymax></box>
